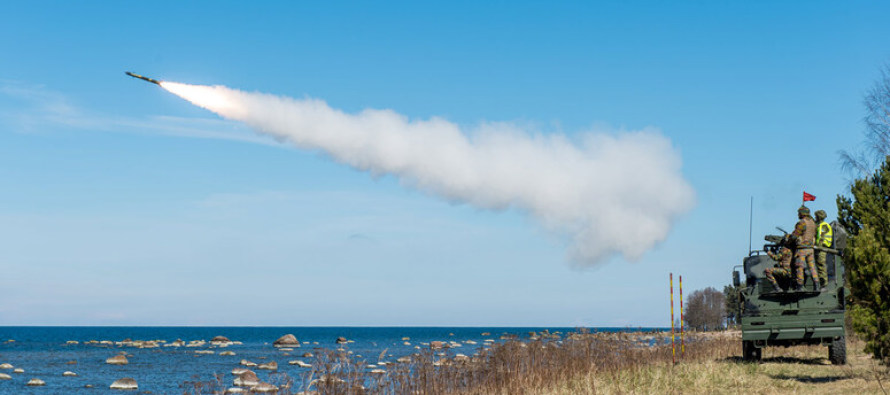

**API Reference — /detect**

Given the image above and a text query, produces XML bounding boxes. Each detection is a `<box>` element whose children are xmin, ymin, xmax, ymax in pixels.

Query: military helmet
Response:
<box><xmin>815</xmin><ymin>209</ymin><xmax>827</xmax><ymax>221</ymax></box>
<box><xmin>798</xmin><ymin>205</ymin><xmax>811</xmax><ymax>217</ymax></box>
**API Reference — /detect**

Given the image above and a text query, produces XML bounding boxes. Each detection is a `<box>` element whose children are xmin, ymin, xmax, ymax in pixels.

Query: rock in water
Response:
<box><xmin>273</xmin><ymin>334</ymin><xmax>299</xmax><ymax>348</ymax></box>
<box><xmin>26</xmin><ymin>378</ymin><xmax>45</xmax><ymax>386</ymax></box>
<box><xmin>0</xmin><ymin>363</ymin><xmax>12</xmax><ymax>369</ymax></box>
<box><xmin>211</xmin><ymin>335</ymin><xmax>230</xmax><ymax>343</ymax></box>
<box><xmin>239</xmin><ymin>359</ymin><xmax>257</xmax><ymax>367</ymax></box>
<box><xmin>0</xmin><ymin>373</ymin><xmax>10</xmax><ymax>380</ymax></box>
<box><xmin>253</xmin><ymin>382</ymin><xmax>279</xmax><ymax>393</ymax></box>
<box><xmin>335</xmin><ymin>336</ymin><xmax>347</xmax><ymax>344</ymax></box>
<box><xmin>257</xmin><ymin>361</ymin><xmax>278</xmax><ymax>370</ymax></box>
<box><xmin>13</xmin><ymin>368</ymin><xmax>24</xmax><ymax>373</ymax></box>
<box><xmin>110</xmin><ymin>377</ymin><xmax>138</xmax><ymax>390</ymax></box>
<box><xmin>288</xmin><ymin>360</ymin><xmax>312</xmax><ymax>368</ymax></box>
<box><xmin>63</xmin><ymin>371</ymin><xmax>77</xmax><ymax>377</ymax></box>
<box><xmin>106</xmin><ymin>355</ymin><xmax>128</xmax><ymax>365</ymax></box>
<box><xmin>233</xmin><ymin>370</ymin><xmax>259</xmax><ymax>387</ymax></box>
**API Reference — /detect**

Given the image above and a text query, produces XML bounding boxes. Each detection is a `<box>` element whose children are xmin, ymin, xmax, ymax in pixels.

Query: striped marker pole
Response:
<box><xmin>680</xmin><ymin>275</ymin><xmax>685</xmax><ymax>358</ymax></box>
<box><xmin>670</xmin><ymin>273</ymin><xmax>675</xmax><ymax>364</ymax></box>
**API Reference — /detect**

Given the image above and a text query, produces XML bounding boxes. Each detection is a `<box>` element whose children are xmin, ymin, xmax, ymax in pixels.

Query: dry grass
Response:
<box><xmin>545</xmin><ymin>334</ymin><xmax>890</xmax><ymax>395</ymax></box>
<box><xmin>185</xmin><ymin>330</ymin><xmax>890</xmax><ymax>394</ymax></box>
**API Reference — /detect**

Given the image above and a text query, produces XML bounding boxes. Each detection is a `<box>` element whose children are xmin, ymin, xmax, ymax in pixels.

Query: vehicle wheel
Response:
<box><xmin>743</xmin><ymin>340</ymin><xmax>761</xmax><ymax>362</ymax></box>
<box><xmin>829</xmin><ymin>336</ymin><xmax>846</xmax><ymax>365</ymax></box>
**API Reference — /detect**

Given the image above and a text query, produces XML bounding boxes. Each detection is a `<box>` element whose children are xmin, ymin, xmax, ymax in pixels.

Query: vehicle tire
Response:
<box><xmin>743</xmin><ymin>340</ymin><xmax>761</xmax><ymax>362</ymax></box>
<box><xmin>829</xmin><ymin>336</ymin><xmax>846</xmax><ymax>365</ymax></box>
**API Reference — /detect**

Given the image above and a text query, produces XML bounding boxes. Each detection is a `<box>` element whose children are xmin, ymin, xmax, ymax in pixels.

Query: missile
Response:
<box><xmin>125</xmin><ymin>71</ymin><xmax>161</xmax><ymax>85</ymax></box>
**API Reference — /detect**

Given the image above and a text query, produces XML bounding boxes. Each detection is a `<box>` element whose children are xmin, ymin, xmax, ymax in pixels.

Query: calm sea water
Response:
<box><xmin>0</xmin><ymin>326</ymin><xmax>663</xmax><ymax>394</ymax></box>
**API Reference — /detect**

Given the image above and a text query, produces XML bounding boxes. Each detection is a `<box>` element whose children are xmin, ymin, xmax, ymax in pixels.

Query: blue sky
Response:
<box><xmin>1</xmin><ymin>1</ymin><xmax>889</xmax><ymax>326</ymax></box>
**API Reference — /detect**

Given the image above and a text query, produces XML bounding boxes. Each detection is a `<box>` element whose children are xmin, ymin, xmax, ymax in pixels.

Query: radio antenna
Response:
<box><xmin>748</xmin><ymin>196</ymin><xmax>753</xmax><ymax>254</ymax></box>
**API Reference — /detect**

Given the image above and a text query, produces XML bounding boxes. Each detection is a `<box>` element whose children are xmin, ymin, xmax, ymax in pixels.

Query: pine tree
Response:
<box><xmin>723</xmin><ymin>283</ymin><xmax>742</xmax><ymax>327</ymax></box>
<box><xmin>837</xmin><ymin>158</ymin><xmax>890</xmax><ymax>364</ymax></box>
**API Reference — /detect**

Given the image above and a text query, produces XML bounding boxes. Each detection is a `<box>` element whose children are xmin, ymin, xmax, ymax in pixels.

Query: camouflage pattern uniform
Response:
<box><xmin>814</xmin><ymin>210</ymin><xmax>832</xmax><ymax>286</ymax></box>
<box><xmin>791</xmin><ymin>205</ymin><xmax>819</xmax><ymax>288</ymax></box>
<box><xmin>764</xmin><ymin>246</ymin><xmax>793</xmax><ymax>291</ymax></box>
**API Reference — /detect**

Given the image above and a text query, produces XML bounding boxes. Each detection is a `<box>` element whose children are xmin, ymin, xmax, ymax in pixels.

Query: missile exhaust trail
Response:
<box><xmin>125</xmin><ymin>71</ymin><xmax>161</xmax><ymax>85</ymax></box>
<box><xmin>136</xmin><ymin>73</ymin><xmax>696</xmax><ymax>265</ymax></box>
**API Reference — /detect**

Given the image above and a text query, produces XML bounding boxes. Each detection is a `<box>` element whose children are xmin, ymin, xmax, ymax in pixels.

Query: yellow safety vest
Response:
<box><xmin>816</xmin><ymin>221</ymin><xmax>833</xmax><ymax>247</ymax></box>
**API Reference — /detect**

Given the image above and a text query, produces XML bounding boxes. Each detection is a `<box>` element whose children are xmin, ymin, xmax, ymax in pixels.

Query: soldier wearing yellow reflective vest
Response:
<box><xmin>814</xmin><ymin>210</ymin><xmax>833</xmax><ymax>287</ymax></box>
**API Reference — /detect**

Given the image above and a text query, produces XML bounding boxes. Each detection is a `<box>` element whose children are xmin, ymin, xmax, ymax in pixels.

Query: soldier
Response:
<box><xmin>814</xmin><ymin>210</ymin><xmax>833</xmax><ymax>287</ymax></box>
<box><xmin>764</xmin><ymin>245</ymin><xmax>794</xmax><ymax>292</ymax></box>
<box><xmin>791</xmin><ymin>205</ymin><xmax>820</xmax><ymax>291</ymax></box>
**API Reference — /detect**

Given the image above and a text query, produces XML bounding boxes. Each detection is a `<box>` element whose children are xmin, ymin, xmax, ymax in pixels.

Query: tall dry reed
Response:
<box><xmin>185</xmin><ymin>330</ymin><xmax>738</xmax><ymax>394</ymax></box>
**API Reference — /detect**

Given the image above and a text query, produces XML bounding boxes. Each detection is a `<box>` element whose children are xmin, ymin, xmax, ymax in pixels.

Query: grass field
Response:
<box><xmin>546</xmin><ymin>332</ymin><xmax>889</xmax><ymax>395</ymax></box>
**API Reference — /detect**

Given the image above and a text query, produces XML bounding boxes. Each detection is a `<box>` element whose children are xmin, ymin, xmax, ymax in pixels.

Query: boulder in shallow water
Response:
<box><xmin>0</xmin><ymin>363</ymin><xmax>12</xmax><ymax>369</ymax></box>
<box><xmin>110</xmin><ymin>377</ymin><xmax>138</xmax><ymax>390</ymax></box>
<box><xmin>63</xmin><ymin>371</ymin><xmax>77</xmax><ymax>377</ymax></box>
<box><xmin>211</xmin><ymin>335</ymin><xmax>230</xmax><ymax>343</ymax></box>
<box><xmin>106</xmin><ymin>355</ymin><xmax>128</xmax><ymax>365</ymax></box>
<box><xmin>273</xmin><ymin>334</ymin><xmax>299</xmax><ymax>347</ymax></box>
<box><xmin>233</xmin><ymin>370</ymin><xmax>259</xmax><ymax>387</ymax></box>
<box><xmin>0</xmin><ymin>373</ymin><xmax>10</xmax><ymax>380</ymax></box>
<box><xmin>239</xmin><ymin>359</ymin><xmax>257</xmax><ymax>367</ymax></box>
<box><xmin>430</xmin><ymin>341</ymin><xmax>446</xmax><ymax>349</ymax></box>
<box><xmin>257</xmin><ymin>361</ymin><xmax>278</xmax><ymax>370</ymax></box>
<box><xmin>253</xmin><ymin>382</ymin><xmax>279</xmax><ymax>393</ymax></box>
<box><xmin>289</xmin><ymin>360</ymin><xmax>311</xmax><ymax>368</ymax></box>
<box><xmin>219</xmin><ymin>351</ymin><xmax>236</xmax><ymax>356</ymax></box>
<box><xmin>13</xmin><ymin>368</ymin><xmax>23</xmax><ymax>373</ymax></box>
<box><xmin>225</xmin><ymin>388</ymin><xmax>246</xmax><ymax>394</ymax></box>
<box><xmin>335</xmin><ymin>336</ymin><xmax>347</xmax><ymax>344</ymax></box>
<box><xmin>26</xmin><ymin>378</ymin><xmax>45</xmax><ymax>386</ymax></box>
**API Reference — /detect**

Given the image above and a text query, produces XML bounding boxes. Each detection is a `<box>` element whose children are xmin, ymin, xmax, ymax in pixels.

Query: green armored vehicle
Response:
<box><xmin>732</xmin><ymin>222</ymin><xmax>848</xmax><ymax>364</ymax></box>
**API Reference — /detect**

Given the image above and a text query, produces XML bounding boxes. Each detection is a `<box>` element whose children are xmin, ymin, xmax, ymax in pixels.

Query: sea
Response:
<box><xmin>0</xmin><ymin>326</ymin><xmax>665</xmax><ymax>394</ymax></box>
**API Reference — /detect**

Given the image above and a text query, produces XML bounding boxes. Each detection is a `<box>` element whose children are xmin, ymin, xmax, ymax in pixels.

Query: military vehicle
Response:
<box><xmin>731</xmin><ymin>222</ymin><xmax>848</xmax><ymax>364</ymax></box>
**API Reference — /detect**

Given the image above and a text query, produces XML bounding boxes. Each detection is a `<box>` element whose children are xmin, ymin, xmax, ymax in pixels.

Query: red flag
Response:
<box><xmin>803</xmin><ymin>191</ymin><xmax>816</xmax><ymax>202</ymax></box>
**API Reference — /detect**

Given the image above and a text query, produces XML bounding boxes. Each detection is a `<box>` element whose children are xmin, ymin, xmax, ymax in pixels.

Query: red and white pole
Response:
<box><xmin>670</xmin><ymin>273</ymin><xmax>675</xmax><ymax>364</ymax></box>
<box><xmin>680</xmin><ymin>275</ymin><xmax>685</xmax><ymax>358</ymax></box>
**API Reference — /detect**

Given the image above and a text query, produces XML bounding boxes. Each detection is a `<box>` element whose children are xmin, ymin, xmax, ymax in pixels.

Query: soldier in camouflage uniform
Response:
<box><xmin>791</xmin><ymin>205</ymin><xmax>820</xmax><ymax>291</ymax></box>
<box><xmin>764</xmin><ymin>245</ymin><xmax>794</xmax><ymax>292</ymax></box>
<box><xmin>814</xmin><ymin>210</ymin><xmax>833</xmax><ymax>287</ymax></box>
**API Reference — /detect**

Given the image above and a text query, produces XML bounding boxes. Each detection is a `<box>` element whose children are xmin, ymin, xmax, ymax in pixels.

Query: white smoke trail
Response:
<box><xmin>160</xmin><ymin>81</ymin><xmax>695</xmax><ymax>265</ymax></box>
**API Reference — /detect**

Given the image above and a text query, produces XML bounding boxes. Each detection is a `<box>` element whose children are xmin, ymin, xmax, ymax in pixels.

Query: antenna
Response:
<box><xmin>748</xmin><ymin>196</ymin><xmax>753</xmax><ymax>254</ymax></box>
